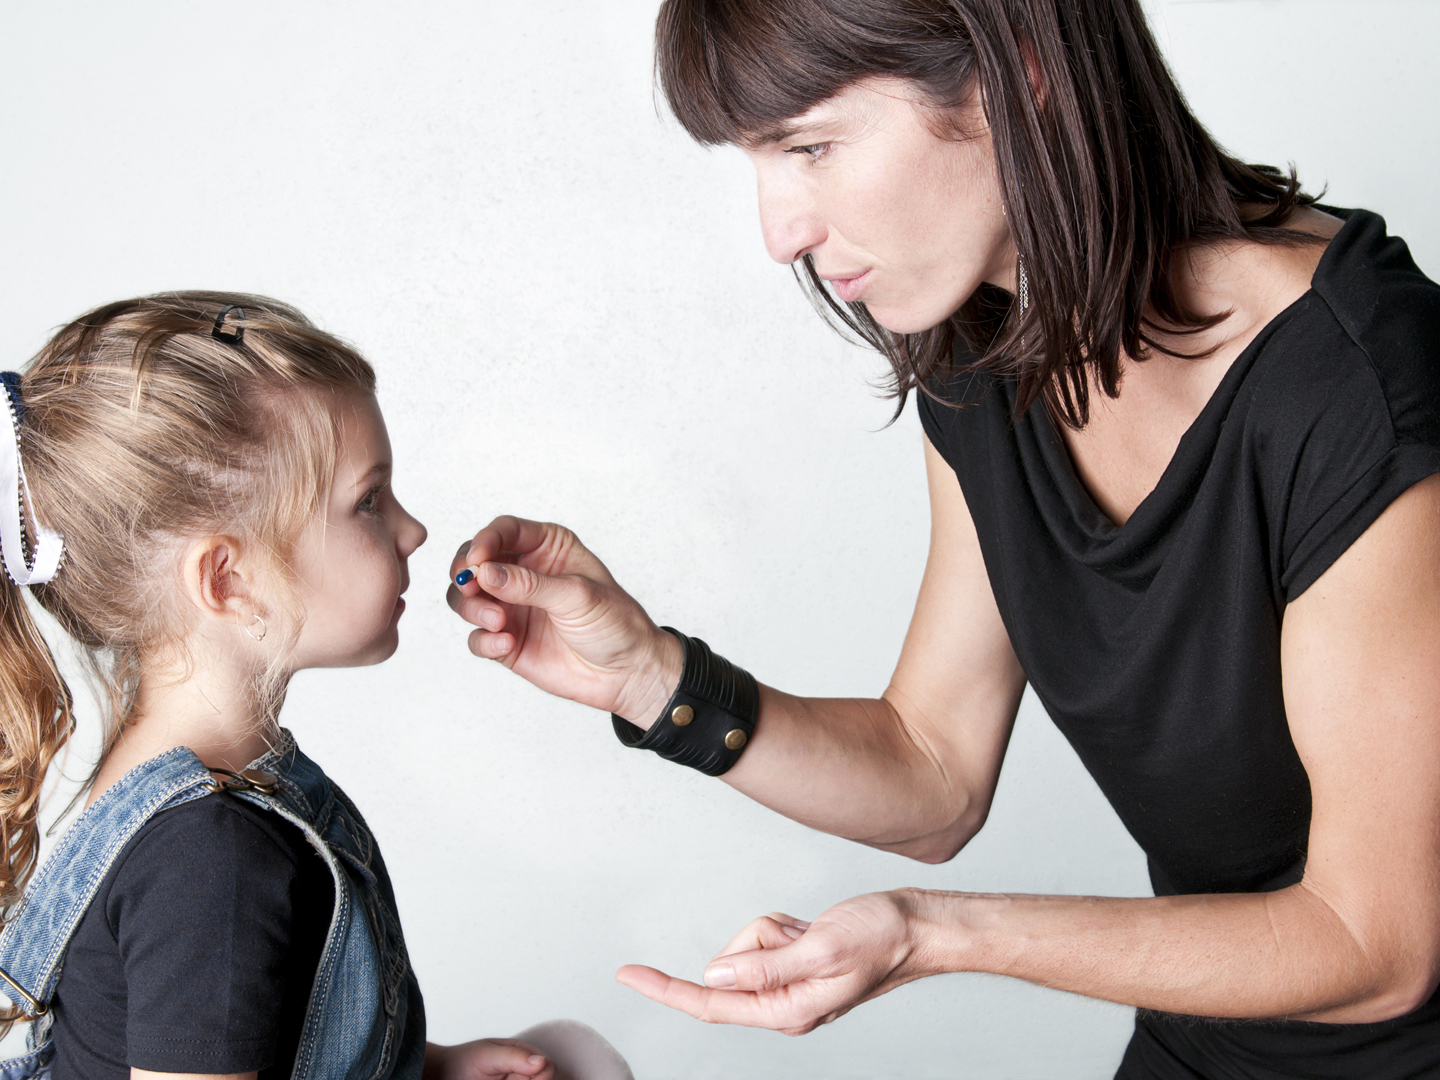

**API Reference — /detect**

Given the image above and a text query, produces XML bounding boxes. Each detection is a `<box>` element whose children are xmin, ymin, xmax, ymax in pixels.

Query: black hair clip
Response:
<box><xmin>0</xmin><ymin>372</ymin><xmax>25</xmax><ymax>426</ymax></box>
<box><xmin>212</xmin><ymin>305</ymin><xmax>245</xmax><ymax>345</ymax></box>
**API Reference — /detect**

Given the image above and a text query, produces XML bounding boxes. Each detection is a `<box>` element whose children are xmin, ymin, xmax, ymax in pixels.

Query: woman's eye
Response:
<box><xmin>785</xmin><ymin>143</ymin><xmax>831</xmax><ymax>160</ymax></box>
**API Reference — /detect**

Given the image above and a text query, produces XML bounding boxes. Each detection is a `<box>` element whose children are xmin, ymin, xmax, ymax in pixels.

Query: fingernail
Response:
<box><xmin>528</xmin><ymin>1056</ymin><xmax>546</xmax><ymax>1066</ymax></box>
<box><xmin>704</xmin><ymin>963</ymin><xmax>736</xmax><ymax>988</ymax></box>
<box><xmin>483</xmin><ymin>563</ymin><xmax>507</xmax><ymax>588</ymax></box>
<box><xmin>782</xmin><ymin>924</ymin><xmax>804</xmax><ymax>939</ymax></box>
<box><xmin>454</xmin><ymin>568</ymin><xmax>474</xmax><ymax>586</ymax></box>
<box><xmin>795</xmin><ymin>920</ymin><xmax>811</xmax><ymax>930</ymax></box>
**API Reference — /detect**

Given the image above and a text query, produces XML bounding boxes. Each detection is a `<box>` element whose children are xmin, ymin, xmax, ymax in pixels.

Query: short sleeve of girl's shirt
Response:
<box><xmin>113</xmin><ymin>797</ymin><xmax>329</xmax><ymax>1071</ymax></box>
<box><xmin>1260</xmin><ymin>210</ymin><xmax>1440</xmax><ymax>603</ymax></box>
<box><xmin>50</xmin><ymin>793</ymin><xmax>333</xmax><ymax>1077</ymax></box>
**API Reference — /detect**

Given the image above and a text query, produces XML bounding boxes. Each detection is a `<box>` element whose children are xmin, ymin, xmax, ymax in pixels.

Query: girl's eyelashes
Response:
<box><xmin>357</xmin><ymin>484</ymin><xmax>386</xmax><ymax>514</ymax></box>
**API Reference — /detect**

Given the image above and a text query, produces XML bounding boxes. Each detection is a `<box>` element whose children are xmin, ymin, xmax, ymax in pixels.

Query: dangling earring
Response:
<box><xmin>1017</xmin><ymin>255</ymin><xmax>1030</xmax><ymax>315</ymax></box>
<box><xmin>244</xmin><ymin>614</ymin><xmax>267</xmax><ymax>642</ymax></box>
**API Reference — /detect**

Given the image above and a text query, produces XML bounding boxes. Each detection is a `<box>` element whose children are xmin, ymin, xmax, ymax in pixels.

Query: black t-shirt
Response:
<box><xmin>49</xmin><ymin>792</ymin><xmax>335</xmax><ymax>1079</ymax></box>
<box><xmin>919</xmin><ymin>208</ymin><xmax>1440</xmax><ymax>1076</ymax></box>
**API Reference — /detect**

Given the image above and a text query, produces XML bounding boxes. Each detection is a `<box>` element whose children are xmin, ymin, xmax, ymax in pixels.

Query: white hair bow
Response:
<box><xmin>0</xmin><ymin>375</ymin><xmax>64</xmax><ymax>586</ymax></box>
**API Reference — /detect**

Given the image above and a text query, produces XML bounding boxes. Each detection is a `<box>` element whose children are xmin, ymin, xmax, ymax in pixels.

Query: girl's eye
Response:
<box><xmin>357</xmin><ymin>485</ymin><xmax>385</xmax><ymax>514</ymax></box>
<box><xmin>785</xmin><ymin>142</ymin><xmax>831</xmax><ymax>161</ymax></box>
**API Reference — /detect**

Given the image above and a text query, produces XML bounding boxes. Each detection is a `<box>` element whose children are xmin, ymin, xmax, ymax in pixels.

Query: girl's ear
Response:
<box><xmin>183</xmin><ymin>536</ymin><xmax>252</xmax><ymax>622</ymax></box>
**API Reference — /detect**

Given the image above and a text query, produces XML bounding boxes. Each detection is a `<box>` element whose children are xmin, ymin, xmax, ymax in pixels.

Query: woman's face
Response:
<box><xmin>741</xmin><ymin>77</ymin><xmax>1015</xmax><ymax>335</ymax></box>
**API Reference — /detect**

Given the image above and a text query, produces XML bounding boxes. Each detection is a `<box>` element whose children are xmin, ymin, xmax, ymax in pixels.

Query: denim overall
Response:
<box><xmin>0</xmin><ymin>730</ymin><xmax>425</xmax><ymax>1079</ymax></box>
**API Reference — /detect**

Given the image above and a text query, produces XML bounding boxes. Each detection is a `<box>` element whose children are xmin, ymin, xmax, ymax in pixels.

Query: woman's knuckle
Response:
<box><xmin>756</xmin><ymin>957</ymin><xmax>783</xmax><ymax>990</ymax></box>
<box><xmin>566</xmin><ymin>577</ymin><xmax>603</xmax><ymax>612</ymax></box>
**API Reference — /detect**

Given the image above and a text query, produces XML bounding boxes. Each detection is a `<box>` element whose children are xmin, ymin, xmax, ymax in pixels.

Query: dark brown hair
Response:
<box><xmin>656</xmin><ymin>0</ymin><xmax>1317</xmax><ymax>425</ymax></box>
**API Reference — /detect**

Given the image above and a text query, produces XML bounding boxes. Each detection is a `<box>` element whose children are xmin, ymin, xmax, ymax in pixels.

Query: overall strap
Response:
<box><xmin>230</xmin><ymin>733</ymin><xmax>423</xmax><ymax>1079</ymax></box>
<box><xmin>0</xmin><ymin>748</ymin><xmax>217</xmax><ymax>1018</ymax></box>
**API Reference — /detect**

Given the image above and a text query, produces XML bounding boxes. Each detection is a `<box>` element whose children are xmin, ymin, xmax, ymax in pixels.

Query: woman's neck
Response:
<box><xmin>87</xmin><ymin>653</ymin><xmax>287</xmax><ymax>808</ymax></box>
<box><xmin>1057</xmin><ymin>206</ymin><xmax>1344</xmax><ymax>527</ymax></box>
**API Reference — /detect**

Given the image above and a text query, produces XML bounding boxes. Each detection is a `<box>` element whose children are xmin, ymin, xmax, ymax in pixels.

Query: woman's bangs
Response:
<box><xmin>656</xmin><ymin>0</ymin><xmax>858</xmax><ymax>146</ymax></box>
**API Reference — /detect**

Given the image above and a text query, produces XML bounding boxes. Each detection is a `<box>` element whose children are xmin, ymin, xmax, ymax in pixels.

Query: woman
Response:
<box><xmin>449</xmin><ymin>0</ymin><xmax>1440</xmax><ymax>1074</ymax></box>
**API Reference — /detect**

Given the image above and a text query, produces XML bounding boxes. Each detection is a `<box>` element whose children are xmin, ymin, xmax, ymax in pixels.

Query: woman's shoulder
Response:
<box><xmin>916</xmin><ymin>361</ymin><xmax>1009</xmax><ymax>451</ymax></box>
<box><xmin>1236</xmin><ymin>209</ymin><xmax>1439</xmax><ymax>438</ymax></box>
<box><xmin>1310</xmin><ymin>207</ymin><xmax>1440</xmax><ymax>328</ymax></box>
<box><xmin>1236</xmin><ymin>210</ymin><xmax>1440</xmax><ymax>599</ymax></box>
<box><xmin>1294</xmin><ymin>207</ymin><xmax>1440</xmax><ymax>442</ymax></box>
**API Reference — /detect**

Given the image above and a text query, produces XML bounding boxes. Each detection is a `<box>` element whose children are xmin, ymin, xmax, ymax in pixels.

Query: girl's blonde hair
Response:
<box><xmin>0</xmin><ymin>291</ymin><xmax>375</xmax><ymax>929</ymax></box>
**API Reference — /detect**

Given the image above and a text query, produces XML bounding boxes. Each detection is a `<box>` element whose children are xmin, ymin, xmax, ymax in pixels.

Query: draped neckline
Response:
<box><xmin>1031</xmin><ymin>209</ymin><xmax>1362</xmax><ymax>553</ymax></box>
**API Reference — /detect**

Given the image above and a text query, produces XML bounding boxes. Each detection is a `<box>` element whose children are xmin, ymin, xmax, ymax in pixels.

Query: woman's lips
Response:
<box><xmin>828</xmin><ymin>269</ymin><xmax>872</xmax><ymax>303</ymax></box>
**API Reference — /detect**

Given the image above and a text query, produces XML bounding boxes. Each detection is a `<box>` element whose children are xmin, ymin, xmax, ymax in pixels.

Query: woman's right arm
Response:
<box><xmin>447</xmin><ymin>436</ymin><xmax>1026</xmax><ymax>863</ymax></box>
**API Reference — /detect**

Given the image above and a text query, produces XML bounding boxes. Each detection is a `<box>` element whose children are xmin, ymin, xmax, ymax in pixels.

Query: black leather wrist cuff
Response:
<box><xmin>611</xmin><ymin>627</ymin><xmax>759</xmax><ymax>777</ymax></box>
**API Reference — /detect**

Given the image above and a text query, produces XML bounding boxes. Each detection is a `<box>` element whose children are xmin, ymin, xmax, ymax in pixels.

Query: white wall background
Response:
<box><xmin>1</xmin><ymin>2</ymin><xmax>1436</xmax><ymax>1077</ymax></box>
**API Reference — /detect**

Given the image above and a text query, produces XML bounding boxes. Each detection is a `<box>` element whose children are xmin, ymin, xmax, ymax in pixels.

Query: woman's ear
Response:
<box><xmin>1018</xmin><ymin>34</ymin><xmax>1049</xmax><ymax>111</ymax></box>
<box><xmin>183</xmin><ymin>536</ymin><xmax>252</xmax><ymax>623</ymax></box>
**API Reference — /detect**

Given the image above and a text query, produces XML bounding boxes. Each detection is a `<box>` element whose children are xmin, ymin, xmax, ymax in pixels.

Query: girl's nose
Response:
<box><xmin>398</xmin><ymin>504</ymin><xmax>427</xmax><ymax>556</ymax></box>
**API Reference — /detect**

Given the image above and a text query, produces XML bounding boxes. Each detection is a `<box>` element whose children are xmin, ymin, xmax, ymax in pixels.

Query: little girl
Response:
<box><xmin>0</xmin><ymin>293</ymin><xmax>633</xmax><ymax>1080</ymax></box>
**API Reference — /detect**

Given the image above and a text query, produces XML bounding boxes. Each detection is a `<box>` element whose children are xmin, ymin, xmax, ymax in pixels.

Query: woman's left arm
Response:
<box><xmin>619</xmin><ymin>474</ymin><xmax>1440</xmax><ymax>1031</ymax></box>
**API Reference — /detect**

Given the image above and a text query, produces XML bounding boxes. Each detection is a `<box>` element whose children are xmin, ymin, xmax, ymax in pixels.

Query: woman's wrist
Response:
<box><xmin>893</xmin><ymin>888</ymin><xmax>988</xmax><ymax>981</ymax></box>
<box><xmin>612</xmin><ymin>625</ymin><xmax>685</xmax><ymax>728</ymax></box>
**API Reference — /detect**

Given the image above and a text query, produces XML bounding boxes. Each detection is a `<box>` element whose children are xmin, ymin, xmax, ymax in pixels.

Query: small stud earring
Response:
<box><xmin>244</xmin><ymin>615</ymin><xmax>267</xmax><ymax>642</ymax></box>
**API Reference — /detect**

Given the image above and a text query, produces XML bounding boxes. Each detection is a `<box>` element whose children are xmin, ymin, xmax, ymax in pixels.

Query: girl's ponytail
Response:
<box><xmin>0</xmin><ymin>572</ymin><xmax>73</xmax><ymax>922</ymax></box>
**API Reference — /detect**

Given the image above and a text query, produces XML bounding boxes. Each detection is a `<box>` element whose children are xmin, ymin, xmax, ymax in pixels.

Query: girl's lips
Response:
<box><xmin>830</xmin><ymin>269</ymin><xmax>872</xmax><ymax>303</ymax></box>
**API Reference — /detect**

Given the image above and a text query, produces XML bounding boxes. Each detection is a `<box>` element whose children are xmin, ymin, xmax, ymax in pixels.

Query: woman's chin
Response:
<box><xmin>867</xmin><ymin>300</ymin><xmax>958</xmax><ymax>336</ymax></box>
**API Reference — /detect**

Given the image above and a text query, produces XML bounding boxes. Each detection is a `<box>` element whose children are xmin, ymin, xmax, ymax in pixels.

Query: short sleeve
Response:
<box><xmin>1279</xmin><ymin>435</ymin><xmax>1440</xmax><ymax>603</ymax></box>
<box><xmin>1276</xmin><ymin>210</ymin><xmax>1440</xmax><ymax>601</ymax></box>
<box><xmin>105</xmin><ymin>796</ymin><xmax>314</xmax><ymax>1072</ymax></box>
<box><xmin>1262</xmin><ymin>341</ymin><xmax>1440</xmax><ymax>604</ymax></box>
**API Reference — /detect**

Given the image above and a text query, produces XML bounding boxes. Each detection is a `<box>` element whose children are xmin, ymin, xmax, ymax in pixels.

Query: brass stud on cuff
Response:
<box><xmin>724</xmin><ymin>729</ymin><xmax>748</xmax><ymax>751</ymax></box>
<box><xmin>671</xmin><ymin>704</ymin><xmax>695</xmax><ymax>727</ymax></box>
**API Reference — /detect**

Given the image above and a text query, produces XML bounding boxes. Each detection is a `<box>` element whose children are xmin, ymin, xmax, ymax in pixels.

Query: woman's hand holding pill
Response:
<box><xmin>448</xmin><ymin>516</ymin><xmax>684</xmax><ymax>726</ymax></box>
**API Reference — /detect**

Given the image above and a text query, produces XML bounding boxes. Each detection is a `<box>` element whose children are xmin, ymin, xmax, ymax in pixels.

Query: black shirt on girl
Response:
<box><xmin>919</xmin><ymin>208</ymin><xmax>1440</xmax><ymax>1078</ymax></box>
<box><xmin>48</xmin><ymin>793</ymin><xmax>334</xmax><ymax>1079</ymax></box>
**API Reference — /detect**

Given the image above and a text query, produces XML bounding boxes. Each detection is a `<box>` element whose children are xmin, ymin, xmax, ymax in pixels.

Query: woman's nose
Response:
<box><xmin>756</xmin><ymin>171</ymin><xmax>825</xmax><ymax>265</ymax></box>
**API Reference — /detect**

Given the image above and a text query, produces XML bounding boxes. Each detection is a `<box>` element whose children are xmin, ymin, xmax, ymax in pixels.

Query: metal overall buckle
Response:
<box><xmin>205</xmin><ymin>768</ymin><xmax>280</xmax><ymax>796</ymax></box>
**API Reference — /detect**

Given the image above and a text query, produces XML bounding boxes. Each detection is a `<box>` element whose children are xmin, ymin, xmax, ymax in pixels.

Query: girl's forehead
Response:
<box><xmin>332</xmin><ymin>392</ymin><xmax>390</xmax><ymax>457</ymax></box>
